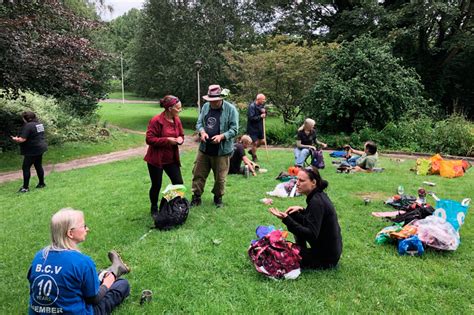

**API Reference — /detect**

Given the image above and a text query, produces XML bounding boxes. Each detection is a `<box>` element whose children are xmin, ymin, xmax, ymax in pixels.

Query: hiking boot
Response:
<box><xmin>214</xmin><ymin>195</ymin><xmax>223</xmax><ymax>208</ymax></box>
<box><xmin>36</xmin><ymin>183</ymin><xmax>46</xmax><ymax>189</ymax></box>
<box><xmin>190</xmin><ymin>195</ymin><xmax>202</xmax><ymax>207</ymax></box>
<box><xmin>18</xmin><ymin>187</ymin><xmax>29</xmax><ymax>193</ymax></box>
<box><xmin>105</xmin><ymin>250</ymin><xmax>130</xmax><ymax>279</ymax></box>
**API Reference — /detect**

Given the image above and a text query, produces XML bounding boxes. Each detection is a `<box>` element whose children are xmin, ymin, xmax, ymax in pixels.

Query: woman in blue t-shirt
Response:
<box><xmin>294</xmin><ymin>118</ymin><xmax>327</xmax><ymax>167</ymax></box>
<box><xmin>11</xmin><ymin>111</ymin><xmax>48</xmax><ymax>193</ymax></box>
<box><xmin>28</xmin><ymin>208</ymin><xmax>130</xmax><ymax>314</ymax></box>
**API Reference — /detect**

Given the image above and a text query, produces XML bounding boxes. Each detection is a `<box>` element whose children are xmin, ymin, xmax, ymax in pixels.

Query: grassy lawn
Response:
<box><xmin>0</xmin><ymin>128</ymin><xmax>144</xmax><ymax>173</ymax></box>
<box><xmin>106</xmin><ymin>91</ymin><xmax>159</xmax><ymax>101</ymax></box>
<box><xmin>99</xmin><ymin>102</ymin><xmax>200</xmax><ymax>134</ymax></box>
<box><xmin>1</xmin><ymin>149</ymin><xmax>472</xmax><ymax>313</ymax></box>
<box><xmin>99</xmin><ymin>101</ymin><xmax>283</xmax><ymax>135</ymax></box>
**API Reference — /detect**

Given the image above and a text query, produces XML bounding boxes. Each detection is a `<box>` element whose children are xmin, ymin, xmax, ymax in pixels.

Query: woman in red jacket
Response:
<box><xmin>144</xmin><ymin>95</ymin><xmax>184</xmax><ymax>213</ymax></box>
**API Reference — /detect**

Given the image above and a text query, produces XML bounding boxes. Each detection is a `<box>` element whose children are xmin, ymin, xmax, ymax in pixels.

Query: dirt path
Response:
<box><xmin>0</xmin><ymin>136</ymin><xmax>198</xmax><ymax>185</ymax></box>
<box><xmin>2</xmin><ymin>132</ymin><xmax>472</xmax><ymax>185</ymax></box>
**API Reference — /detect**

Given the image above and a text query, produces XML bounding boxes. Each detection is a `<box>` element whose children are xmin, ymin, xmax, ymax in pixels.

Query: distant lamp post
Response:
<box><xmin>120</xmin><ymin>52</ymin><xmax>125</xmax><ymax>105</ymax></box>
<box><xmin>195</xmin><ymin>60</ymin><xmax>202</xmax><ymax>112</ymax></box>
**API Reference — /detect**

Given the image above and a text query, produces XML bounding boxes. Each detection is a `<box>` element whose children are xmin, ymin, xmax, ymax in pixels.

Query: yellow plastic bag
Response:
<box><xmin>416</xmin><ymin>158</ymin><xmax>431</xmax><ymax>175</ymax></box>
<box><xmin>439</xmin><ymin>160</ymin><xmax>464</xmax><ymax>178</ymax></box>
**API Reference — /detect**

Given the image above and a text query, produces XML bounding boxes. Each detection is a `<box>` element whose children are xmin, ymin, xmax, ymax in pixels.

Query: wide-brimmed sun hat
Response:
<box><xmin>203</xmin><ymin>84</ymin><xmax>223</xmax><ymax>101</ymax></box>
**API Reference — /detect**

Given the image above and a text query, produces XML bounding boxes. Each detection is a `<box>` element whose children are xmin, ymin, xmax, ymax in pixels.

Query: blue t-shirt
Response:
<box><xmin>28</xmin><ymin>249</ymin><xmax>99</xmax><ymax>315</ymax></box>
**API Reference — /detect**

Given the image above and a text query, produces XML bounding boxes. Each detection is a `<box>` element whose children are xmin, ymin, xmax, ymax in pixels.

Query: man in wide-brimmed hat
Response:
<box><xmin>191</xmin><ymin>84</ymin><xmax>239</xmax><ymax>208</ymax></box>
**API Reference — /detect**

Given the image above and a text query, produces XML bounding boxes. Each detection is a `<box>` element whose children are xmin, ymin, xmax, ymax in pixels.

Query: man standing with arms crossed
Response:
<box><xmin>191</xmin><ymin>85</ymin><xmax>239</xmax><ymax>208</ymax></box>
<box><xmin>246</xmin><ymin>93</ymin><xmax>266</xmax><ymax>162</ymax></box>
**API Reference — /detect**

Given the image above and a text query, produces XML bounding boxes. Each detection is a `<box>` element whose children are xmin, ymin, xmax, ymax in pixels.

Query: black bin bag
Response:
<box><xmin>152</xmin><ymin>196</ymin><xmax>190</xmax><ymax>230</ymax></box>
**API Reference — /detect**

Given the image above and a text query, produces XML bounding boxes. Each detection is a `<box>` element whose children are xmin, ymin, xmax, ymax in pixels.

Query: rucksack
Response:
<box><xmin>310</xmin><ymin>149</ymin><xmax>325</xmax><ymax>169</ymax></box>
<box><xmin>152</xmin><ymin>196</ymin><xmax>190</xmax><ymax>230</ymax></box>
<box><xmin>248</xmin><ymin>229</ymin><xmax>302</xmax><ymax>279</ymax></box>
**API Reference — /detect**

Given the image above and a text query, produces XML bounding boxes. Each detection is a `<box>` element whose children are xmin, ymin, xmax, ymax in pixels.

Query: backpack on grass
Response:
<box><xmin>152</xmin><ymin>196</ymin><xmax>190</xmax><ymax>230</ymax></box>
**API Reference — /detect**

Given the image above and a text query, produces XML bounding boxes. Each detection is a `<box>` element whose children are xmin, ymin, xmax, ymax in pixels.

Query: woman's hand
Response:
<box><xmin>102</xmin><ymin>272</ymin><xmax>116</xmax><ymax>288</ymax></box>
<box><xmin>268</xmin><ymin>207</ymin><xmax>287</xmax><ymax>219</ymax></box>
<box><xmin>167</xmin><ymin>137</ymin><xmax>179</xmax><ymax>145</ymax></box>
<box><xmin>321</xmin><ymin>142</ymin><xmax>328</xmax><ymax>148</ymax></box>
<box><xmin>176</xmin><ymin>136</ymin><xmax>184</xmax><ymax>145</ymax></box>
<box><xmin>285</xmin><ymin>206</ymin><xmax>304</xmax><ymax>215</ymax></box>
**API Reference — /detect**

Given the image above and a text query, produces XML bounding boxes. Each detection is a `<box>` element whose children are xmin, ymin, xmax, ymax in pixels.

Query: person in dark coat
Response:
<box><xmin>269</xmin><ymin>167</ymin><xmax>342</xmax><ymax>269</ymax></box>
<box><xmin>246</xmin><ymin>94</ymin><xmax>266</xmax><ymax>162</ymax></box>
<box><xmin>11</xmin><ymin>111</ymin><xmax>48</xmax><ymax>193</ymax></box>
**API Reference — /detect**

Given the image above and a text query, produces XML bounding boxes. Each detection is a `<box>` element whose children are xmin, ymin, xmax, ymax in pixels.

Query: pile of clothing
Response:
<box><xmin>374</xmin><ymin>191</ymin><xmax>470</xmax><ymax>255</ymax></box>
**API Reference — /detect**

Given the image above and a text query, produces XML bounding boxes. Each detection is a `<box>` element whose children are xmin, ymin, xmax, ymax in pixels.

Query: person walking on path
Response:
<box><xmin>27</xmin><ymin>208</ymin><xmax>130</xmax><ymax>314</ymax></box>
<box><xmin>144</xmin><ymin>95</ymin><xmax>185</xmax><ymax>214</ymax></box>
<box><xmin>246</xmin><ymin>93</ymin><xmax>266</xmax><ymax>162</ymax></box>
<box><xmin>11</xmin><ymin>111</ymin><xmax>48</xmax><ymax>193</ymax></box>
<box><xmin>191</xmin><ymin>84</ymin><xmax>239</xmax><ymax>208</ymax></box>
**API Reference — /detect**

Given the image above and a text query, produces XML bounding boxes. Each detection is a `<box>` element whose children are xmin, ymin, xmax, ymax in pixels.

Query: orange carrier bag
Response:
<box><xmin>429</xmin><ymin>154</ymin><xmax>443</xmax><ymax>175</ymax></box>
<box><xmin>439</xmin><ymin>160</ymin><xmax>464</xmax><ymax>178</ymax></box>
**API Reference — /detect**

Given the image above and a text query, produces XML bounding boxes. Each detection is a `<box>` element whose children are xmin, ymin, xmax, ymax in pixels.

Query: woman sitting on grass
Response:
<box><xmin>28</xmin><ymin>208</ymin><xmax>130</xmax><ymax>314</ymax></box>
<box><xmin>269</xmin><ymin>167</ymin><xmax>342</xmax><ymax>269</ymax></box>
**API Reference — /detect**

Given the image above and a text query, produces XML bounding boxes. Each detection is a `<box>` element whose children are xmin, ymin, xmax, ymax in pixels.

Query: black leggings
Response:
<box><xmin>147</xmin><ymin>163</ymin><xmax>183</xmax><ymax>209</ymax></box>
<box><xmin>22</xmin><ymin>154</ymin><xmax>45</xmax><ymax>189</ymax></box>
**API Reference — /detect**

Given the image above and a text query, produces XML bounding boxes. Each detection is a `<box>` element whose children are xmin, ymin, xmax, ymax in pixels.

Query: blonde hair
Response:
<box><xmin>298</xmin><ymin>118</ymin><xmax>316</xmax><ymax>132</ymax></box>
<box><xmin>43</xmin><ymin>208</ymin><xmax>84</xmax><ymax>257</ymax></box>
<box><xmin>240</xmin><ymin>135</ymin><xmax>252</xmax><ymax>145</ymax></box>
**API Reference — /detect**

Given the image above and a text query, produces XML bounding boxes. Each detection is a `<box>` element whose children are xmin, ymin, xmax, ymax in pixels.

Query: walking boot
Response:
<box><xmin>214</xmin><ymin>195</ymin><xmax>223</xmax><ymax>208</ymax></box>
<box><xmin>190</xmin><ymin>195</ymin><xmax>202</xmax><ymax>207</ymax></box>
<box><xmin>105</xmin><ymin>250</ymin><xmax>130</xmax><ymax>279</ymax></box>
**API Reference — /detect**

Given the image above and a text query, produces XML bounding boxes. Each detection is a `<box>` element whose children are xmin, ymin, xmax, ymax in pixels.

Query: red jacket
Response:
<box><xmin>144</xmin><ymin>112</ymin><xmax>184</xmax><ymax>167</ymax></box>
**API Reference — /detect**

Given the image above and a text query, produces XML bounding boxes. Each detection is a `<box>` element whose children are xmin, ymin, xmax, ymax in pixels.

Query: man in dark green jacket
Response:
<box><xmin>191</xmin><ymin>84</ymin><xmax>239</xmax><ymax>207</ymax></box>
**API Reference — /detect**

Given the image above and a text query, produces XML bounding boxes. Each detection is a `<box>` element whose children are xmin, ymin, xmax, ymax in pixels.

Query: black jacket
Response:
<box><xmin>282</xmin><ymin>188</ymin><xmax>342</xmax><ymax>265</ymax></box>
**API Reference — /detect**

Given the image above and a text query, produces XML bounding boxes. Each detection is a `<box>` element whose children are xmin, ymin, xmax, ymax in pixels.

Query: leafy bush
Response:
<box><xmin>325</xmin><ymin>114</ymin><xmax>473</xmax><ymax>156</ymax></box>
<box><xmin>302</xmin><ymin>35</ymin><xmax>430</xmax><ymax>132</ymax></box>
<box><xmin>265</xmin><ymin>124</ymin><xmax>298</xmax><ymax>146</ymax></box>
<box><xmin>0</xmin><ymin>92</ymin><xmax>105</xmax><ymax>152</ymax></box>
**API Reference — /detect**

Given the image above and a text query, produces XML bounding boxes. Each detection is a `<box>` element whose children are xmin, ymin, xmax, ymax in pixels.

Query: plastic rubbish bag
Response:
<box><xmin>398</xmin><ymin>235</ymin><xmax>424</xmax><ymax>256</ymax></box>
<box><xmin>414</xmin><ymin>216</ymin><xmax>460</xmax><ymax>251</ymax></box>
<box><xmin>375</xmin><ymin>223</ymin><xmax>402</xmax><ymax>244</ymax></box>
<box><xmin>416</xmin><ymin>158</ymin><xmax>431</xmax><ymax>175</ymax></box>
<box><xmin>434</xmin><ymin>198</ymin><xmax>470</xmax><ymax>232</ymax></box>
<box><xmin>161</xmin><ymin>184</ymin><xmax>187</xmax><ymax>201</ymax></box>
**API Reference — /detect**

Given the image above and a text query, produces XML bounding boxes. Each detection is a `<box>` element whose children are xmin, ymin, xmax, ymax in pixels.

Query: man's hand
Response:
<box><xmin>260</xmin><ymin>113</ymin><xmax>266</xmax><ymax>118</ymax></box>
<box><xmin>211</xmin><ymin>134</ymin><xmax>224</xmax><ymax>144</ymax></box>
<box><xmin>200</xmin><ymin>131</ymin><xmax>209</xmax><ymax>143</ymax></box>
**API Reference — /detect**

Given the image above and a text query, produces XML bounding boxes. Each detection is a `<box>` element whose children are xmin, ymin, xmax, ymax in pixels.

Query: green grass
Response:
<box><xmin>99</xmin><ymin>102</ymin><xmax>200</xmax><ymax>134</ymax></box>
<box><xmin>0</xmin><ymin>128</ymin><xmax>144</xmax><ymax>172</ymax></box>
<box><xmin>107</xmin><ymin>91</ymin><xmax>159</xmax><ymax>101</ymax></box>
<box><xmin>1</xmin><ymin>150</ymin><xmax>472</xmax><ymax>313</ymax></box>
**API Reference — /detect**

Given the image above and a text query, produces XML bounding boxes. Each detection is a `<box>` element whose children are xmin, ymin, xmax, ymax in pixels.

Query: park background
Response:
<box><xmin>0</xmin><ymin>0</ymin><xmax>473</xmax><ymax>313</ymax></box>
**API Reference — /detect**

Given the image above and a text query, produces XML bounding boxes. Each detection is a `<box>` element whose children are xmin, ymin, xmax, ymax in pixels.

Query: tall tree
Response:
<box><xmin>255</xmin><ymin>0</ymin><xmax>474</xmax><ymax>118</ymax></box>
<box><xmin>130</xmin><ymin>0</ymin><xmax>259</xmax><ymax>104</ymax></box>
<box><xmin>0</xmin><ymin>0</ymin><xmax>109</xmax><ymax>116</ymax></box>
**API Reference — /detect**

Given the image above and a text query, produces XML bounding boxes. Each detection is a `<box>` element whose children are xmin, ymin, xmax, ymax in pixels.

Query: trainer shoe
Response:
<box><xmin>190</xmin><ymin>195</ymin><xmax>202</xmax><ymax>207</ymax></box>
<box><xmin>36</xmin><ymin>183</ymin><xmax>46</xmax><ymax>189</ymax></box>
<box><xmin>18</xmin><ymin>187</ymin><xmax>29</xmax><ymax>193</ymax></box>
